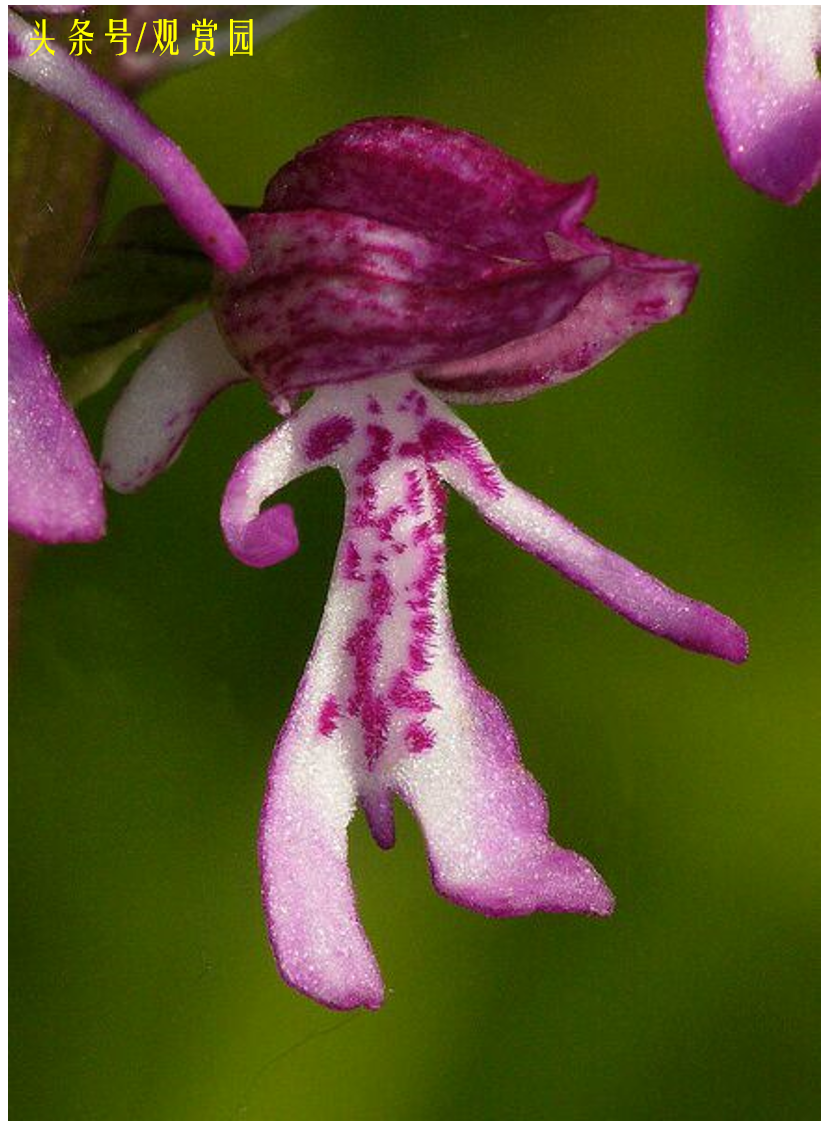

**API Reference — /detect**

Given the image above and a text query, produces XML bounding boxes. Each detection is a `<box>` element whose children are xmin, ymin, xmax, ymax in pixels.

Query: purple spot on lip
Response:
<box><xmin>419</xmin><ymin>419</ymin><xmax>504</xmax><ymax>498</ymax></box>
<box><xmin>317</xmin><ymin>695</ymin><xmax>340</xmax><ymax>736</ymax></box>
<box><xmin>356</xmin><ymin>424</ymin><xmax>393</xmax><ymax>476</ymax></box>
<box><xmin>369</xmin><ymin>569</ymin><xmax>393</xmax><ymax>616</ymax></box>
<box><xmin>400</xmin><ymin>389</ymin><xmax>428</xmax><ymax>417</ymax></box>
<box><xmin>404</xmin><ymin>469</ymin><xmax>424</xmax><ymax>514</ymax></box>
<box><xmin>389</xmin><ymin>670</ymin><xmax>435</xmax><ymax>713</ymax></box>
<box><xmin>304</xmin><ymin>414</ymin><xmax>355</xmax><ymax>461</ymax></box>
<box><xmin>405</xmin><ymin>720</ymin><xmax>435</xmax><ymax>753</ymax></box>
<box><xmin>342</xmin><ymin>540</ymin><xmax>364</xmax><ymax>582</ymax></box>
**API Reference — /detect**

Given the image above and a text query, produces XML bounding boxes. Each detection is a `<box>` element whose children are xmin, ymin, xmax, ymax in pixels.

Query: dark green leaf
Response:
<box><xmin>33</xmin><ymin>204</ymin><xmax>250</xmax><ymax>357</ymax></box>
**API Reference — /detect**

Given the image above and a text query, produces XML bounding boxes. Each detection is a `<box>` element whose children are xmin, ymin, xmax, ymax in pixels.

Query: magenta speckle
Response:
<box><xmin>389</xmin><ymin>670</ymin><xmax>435</xmax><ymax>713</ymax></box>
<box><xmin>332</xmin><ymin>395</ymin><xmax>453</xmax><ymax>768</ymax></box>
<box><xmin>404</xmin><ymin>470</ymin><xmax>424</xmax><ymax>514</ymax></box>
<box><xmin>420</xmin><ymin>419</ymin><xmax>504</xmax><ymax>498</ymax></box>
<box><xmin>369</xmin><ymin>569</ymin><xmax>393</xmax><ymax>616</ymax></box>
<box><xmin>398</xmin><ymin>389</ymin><xmax>428</xmax><ymax>416</ymax></box>
<box><xmin>342</xmin><ymin>540</ymin><xmax>364</xmax><ymax>582</ymax></box>
<box><xmin>317</xmin><ymin>695</ymin><xmax>340</xmax><ymax>736</ymax></box>
<box><xmin>357</xmin><ymin>424</ymin><xmax>393</xmax><ymax>476</ymax></box>
<box><xmin>405</xmin><ymin>721</ymin><xmax>435</xmax><ymax>753</ymax></box>
<box><xmin>304</xmin><ymin>414</ymin><xmax>355</xmax><ymax>461</ymax></box>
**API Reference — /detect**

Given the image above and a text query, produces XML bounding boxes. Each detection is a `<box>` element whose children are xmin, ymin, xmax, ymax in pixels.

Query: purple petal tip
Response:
<box><xmin>706</xmin><ymin>6</ymin><xmax>821</xmax><ymax>205</ymax></box>
<box><xmin>673</xmin><ymin>601</ymin><xmax>749</xmax><ymax>664</ymax></box>
<box><xmin>711</xmin><ymin>616</ymin><xmax>749</xmax><ymax>665</ymax></box>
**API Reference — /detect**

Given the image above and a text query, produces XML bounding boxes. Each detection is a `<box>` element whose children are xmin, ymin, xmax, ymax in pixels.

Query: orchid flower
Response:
<box><xmin>706</xmin><ymin>5</ymin><xmax>821</xmax><ymax>204</ymax></box>
<box><xmin>8</xmin><ymin>7</ymin><xmax>248</xmax><ymax>544</ymax></box>
<box><xmin>102</xmin><ymin>118</ymin><xmax>747</xmax><ymax>1010</ymax></box>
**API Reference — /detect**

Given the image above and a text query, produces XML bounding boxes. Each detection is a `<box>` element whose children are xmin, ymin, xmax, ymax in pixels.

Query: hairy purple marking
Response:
<box><xmin>331</xmin><ymin>395</ymin><xmax>454</xmax><ymax>767</ymax></box>
<box><xmin>404</xmin><ymin>470</ymin><xmax>424</xmax><ymax>515</ymax></box>
<box><xmin>317</xmin><ymin>695</ymin><xmax>341</xmax><ymax>737</ymax></box>
<box><xmin>304</xmin><ymin>414</ymin><xmax>355</xmax><ymax>461</ymax></box>
<box><xmin>342</xmin><ymin>540</ymin><xmax>364</xmax><ymax>582</ymax></box>
<box><xmin>405</xmin><ymin>720</ymin><xmax>435</xmax><ymax>753</ymax></box>
<box><xmin>389</xmin><ymin>671</ymin><xmax>435</xmax><ymax>713</ymax></box>
<box><xmin>398</xmin><ymin>388</ymin><xmax>429</xmax><ymax>417</ymax></box>
<box><xmin>344</xmin><ymin>534</ymin><xmax>394</xmax><ymax>764</ymax></box>
<box><xmin>407</xmin><ymin>528</ymin><xmax>445</xmax><ymax>676</ymax></box>
<box><xmin>357</xmin><ymin>424</ymin><xmax>393</xmax><ymax>477</ymax></box>
<box><xmin>419</xmin><ymin>419</ymin><xmax>505</xmax><ymax>498</ymax></box>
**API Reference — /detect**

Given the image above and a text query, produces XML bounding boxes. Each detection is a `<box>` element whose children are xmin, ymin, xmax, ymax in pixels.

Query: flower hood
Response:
<box><xmin>213</xmin><ymin>117</ymin><xmax>698</xmax><ymax>406</ymax></box>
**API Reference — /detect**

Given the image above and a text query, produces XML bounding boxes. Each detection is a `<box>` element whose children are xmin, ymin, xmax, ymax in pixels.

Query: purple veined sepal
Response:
<box><xmin>221</xmin><ymin>375</ymin><xmax>614</xmax><ymax>1010</ymax></box>
<box><xmin>7</xmin><ymin>10</ymin><xmax>248</xmax><ymax>271</ymax></box>
<box><xmin>264</xmin><ymin>116</ymin><xmax>601</xmax><ymax>254</ymax></box>
<box><xmin>8</xmin><ymin>291</ymin><xmax>105</xmax><ymax>543</ymax></box>
<box><xmin>706</xmin><ymin>6</ymin><xmax>821</xmax><ymax>205</ymax></box>
<box><xmin>422</xmin><ymin>233</ymin><xmax>698</xmax><ymax>404</ymax></box>
<box><xmin>214</xmin><ymin>208</ymin><xmax>612</xmax><ymax>400</ymax></box>
<box><xmin>258</xmin><ymin>116</ymin><xmax>700</xmax><ymax>404</ymax></box>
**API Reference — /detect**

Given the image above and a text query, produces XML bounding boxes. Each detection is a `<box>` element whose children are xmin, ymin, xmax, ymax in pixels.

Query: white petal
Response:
<box><xmin>102</xmin><ymin>310</ymin><xmax>246</xmax><ymax>493</ymax></box>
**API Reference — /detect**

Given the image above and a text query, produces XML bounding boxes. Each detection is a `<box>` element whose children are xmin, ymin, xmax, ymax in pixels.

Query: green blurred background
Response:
<box><xmin>11</xmin><ymin>8</ymin><xmax>821</xmax><ymax>1119</ymax></box>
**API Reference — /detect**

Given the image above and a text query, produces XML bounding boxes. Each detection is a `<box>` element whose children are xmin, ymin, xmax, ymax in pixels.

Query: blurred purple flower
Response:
<box><xmin>706</xmin><ymin>5</ymin><xmax>821</xmax><ymax>204</ymax></box>
<box><xmin>8</xmin><ymin>6</ymin><xmax>249</xmax><ymax>543</ymax></box>
<box><xmin>103</xmin><ymin>118</ymin><xmax>747</xmax><ymax>1010</ymax></box>
<box><xmin>8</xmin><ymin>290</ymin><xmax>104</xmax><ymax>542</ymax></box>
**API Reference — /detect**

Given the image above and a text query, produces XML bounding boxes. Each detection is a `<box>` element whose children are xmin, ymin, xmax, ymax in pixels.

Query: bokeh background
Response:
<box><xmin>11</xmin><ymin>7</ymin><xmax>821</xmax><ymax>1119</ymax></box>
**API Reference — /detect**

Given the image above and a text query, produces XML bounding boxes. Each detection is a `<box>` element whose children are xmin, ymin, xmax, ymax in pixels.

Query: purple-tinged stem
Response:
<box><xmin>8</xmin><ymin>10</ymin><xmax>248</xmax><ymax>272</ymax></box>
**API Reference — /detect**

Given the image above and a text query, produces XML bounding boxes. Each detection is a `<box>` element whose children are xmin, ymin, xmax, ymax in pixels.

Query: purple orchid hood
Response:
<box><xmin>8</xmin><ymin>7</ymin><xmax>248</xmax><ymax>543</ymax></box>
<box><xmin>214</xmin><ymin>117</ymin><xmax>698</xmax><ymax>405</ymax></box>
<box><xmin>102</xmin><ymin>119</ymin><xmax>747</xmax><ymax>1010</ymax></box>
<box><xmin>706</xmin><ymin>6</ymin><xmax>821</xmax><ymax>205</ymax></box>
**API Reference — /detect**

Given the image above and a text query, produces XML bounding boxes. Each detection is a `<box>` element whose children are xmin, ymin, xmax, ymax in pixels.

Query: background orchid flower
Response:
<box><xmin>102</xmin><ymin>118</ymin><xmax>747</xmax><ymax>1010</ymax></box>
<box><xmin>8</xmin><ymin>290</ymin><xmax>105</xmax><ymax>543</ymax></box>
<box><xmin>706</xmin><ymin>5</ymin><xmax>821</xmax><ymax>204</ymax></box>
<box><xmin>8</xmin><ymin>7</ymin><xmax>249</xmax><ymax>544</ymax></box>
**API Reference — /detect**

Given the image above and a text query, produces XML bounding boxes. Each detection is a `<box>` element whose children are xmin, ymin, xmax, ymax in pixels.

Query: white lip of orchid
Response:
<box><xmin>102</xmin><ymin>310</ymin><xmax>748</xmax><ymax>1009</ymax></box>
<box><xmin>222</xmin><ymin>373</ymin><xmax>615</xmax><ymax>1010</ymax></box>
